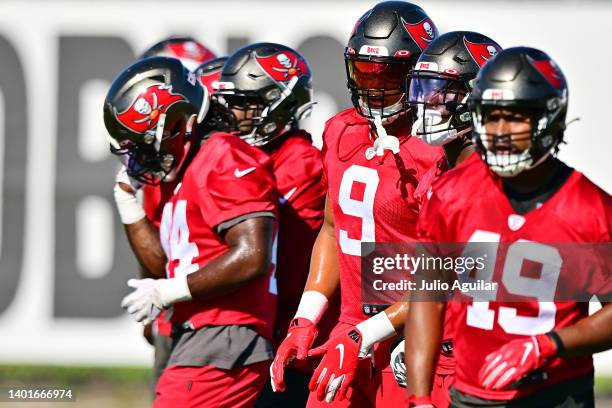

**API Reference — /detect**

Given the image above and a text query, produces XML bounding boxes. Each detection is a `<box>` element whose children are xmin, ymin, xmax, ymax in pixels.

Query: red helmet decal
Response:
<box><xmin>198</xmin><ymin>70</ymin><xmax>222</xmax><ymax>93</ymax></box>
<box><xmin>464</xmin><ymin>38</ymin><xmax>501</xmax><ymax>67</ymax></box>
<box><xmin>115</xmin><ymin>84</ymin><xmax>186</xmax><ymax>134</ymax></box>
<box><xmin>167</xmin><ymin>41</ymin><xmax>215</xmax><ymax>63</ymax></box>
<box><xmin>530</xmin><ymin>59</ymin><xmax>565</xmax><ymax>89</ymax></box>
<box><xmin>401</xmin><ymin>17</ymin><xmax>436</xmax><ymax>51</ymax></box>
<box><xmin>255</xmin><ymin>51</ymin><xmax>309</xmax><ymax>82</ymax></box>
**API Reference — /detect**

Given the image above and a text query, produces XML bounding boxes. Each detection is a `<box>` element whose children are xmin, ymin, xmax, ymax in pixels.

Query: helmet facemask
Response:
<box><xmin>471</xmin><ymin>101</ymin><xmax>565</xmax><ymax>177</ymax></box>
<box><xmin>408</xmin><ymin>72</ymin><xmax>472</xmax><ymax>145</ymax></box>
<box><xmin>216</xmin><ymin>76</ymin><xmax>310</xmax><ymax>147</ymax></box>
<box><xmin>109</xmin><ymin>112</ymin><xmax>191</xmax><ymax>185</ymax></box>
<box><xmin>345</xmin><ymin>53</ymin><xmax>415</xmax><ymax>122</ymax></box>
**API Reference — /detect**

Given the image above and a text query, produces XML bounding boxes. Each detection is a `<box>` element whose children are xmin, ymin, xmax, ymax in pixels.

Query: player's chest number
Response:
<box><xmin>337</xmin><ymin>165</ymin><xmax>380</xmax><ymax>256</ymax></box>
<box><xmin>160</xmin><ymin>200</ymin><xmax>199</xmax><ymax>278</ymax></box>
<box><xmin>160</xmin><ymin>200</ymin><xmax>278</xmax><ymax>295</ymax></box>
<box><xmin>464</xmin><ymin>230</ymin><xmax>561</xmax><ymax>335</ymax></box>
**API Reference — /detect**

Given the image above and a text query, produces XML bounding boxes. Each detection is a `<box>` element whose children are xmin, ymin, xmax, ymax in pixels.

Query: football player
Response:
<box><xmin>270</xmin><ymin>2</ymin><xmax>444</xmax><ymax>406</ymax></box>
<box><xmin>384</xmin><ymin>31</ymin><xmax>502</xmax><ymax>408</ymax></box>
<box><xmin>405</xmin><ymin>47</ymin><xmax>612</xmax><ymax>407</ymax></box>
<box><xmin>138</xmin><ymin>55</ymin><xmax>228</xmax><ymax>394</ymax></box>
<box><xmin>140</xmin><ymin>36</ymin><xmax>217</xmax><ymax>71</ymax></box>
<box><xmin>104</xmin><ymin>56</ymin><xmax>279</xmax><ymax>408</ymax></box>
<box><xmin>213</xmin><ymin>42</ymin><xmax>338</xmax><ymax>407</ymax></box>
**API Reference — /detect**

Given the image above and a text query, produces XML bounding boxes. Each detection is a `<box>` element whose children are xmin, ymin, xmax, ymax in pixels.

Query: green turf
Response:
<box><xmin>0</xmin><ymin>364</ymin><xmax>610</xmax><ymax>396</ymax></box>
<box><xmin>597</xmin><ymin>376</ymin><xmax>612</xmax><ymax>396</ymax></box>
<box><xmin>0</xmin><ymin>364</ymin><xmax>151</xmax><ymax>386</ymax></box>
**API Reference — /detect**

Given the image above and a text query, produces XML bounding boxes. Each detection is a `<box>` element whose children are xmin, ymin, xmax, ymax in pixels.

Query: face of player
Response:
<box><xmin>481</xmin><ymin>107</ymin><xmax>532</xmax><ymax>153</ymax></box>
<box><xmin>221</xmin><ymin>94</ymin><xmax>264</xmax><ymax>135</ymax></box>
<box><xmin>347</xmin><ymin>59</ymin><xmax>412</xmax><ymax>112</ymax></box>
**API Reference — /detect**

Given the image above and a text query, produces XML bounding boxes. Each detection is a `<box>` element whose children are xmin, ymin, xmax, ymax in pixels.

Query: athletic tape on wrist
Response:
<box><xmin>294</xmin><ymin>290</ymin><xmax>329</xmax><ymax>324</ymax></box>
<box><xmin>159</xmin><ymin>275</ymin><xmax>192</xmax><ymax>307</ymax></box>
<box><xmin>356</xmin><ymin>311</ymin><xmax>396</xmax><ymax>354</ymax></box>
<box><xmin>113</xmin><ymin>184</ymin><xmax>146</xmax><ymax>224</ymax></box>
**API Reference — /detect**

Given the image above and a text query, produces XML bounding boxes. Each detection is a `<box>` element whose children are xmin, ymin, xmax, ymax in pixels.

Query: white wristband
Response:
<box><xmin>114</xmin><ymin>183</ymin><xmax>146</xmax><ymax>224</ymax></box>
<box><xmin>294</xmin><ymin>290</ymin><xmax>329</xmax><ymax>324</ymax></box>
<box><xmin>356</xmin><ymin>311</ymin><xmax>396</xmax><ymax>355</ymax></box>
<box><xmin>159</xmin><ymin>275</ymin><xmax>192</xmax><ymax>307</ymax></box>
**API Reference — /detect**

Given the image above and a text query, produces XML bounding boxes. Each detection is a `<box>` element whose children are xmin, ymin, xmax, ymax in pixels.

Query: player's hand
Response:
<box><xmin>390</xmin><ymin>337</ymin><xmax>406</xmax><ymax>388</ymax></box>
<box><xmin>121</xmin><ymin>278</ymin><xmax>165</xmax><ymax>326</ymax></box>
<box><xmin>478</xmin><ymin>334</ymin><xmax>557</xmax><ymax>390</ymax></box>
<box><xmin>114</xmin><ymin>166</ymin><xmax>146</xmax><ymax>224</ymax></box>
<box><xmin>408</xmin><ymin>394</ymin><xmax>436</xmax><ymax>408</ymax></box>
<box><xmin>308</xmin><ymin>327</ymin><xmax>367</xmax><ymax>402</ymax></box>
<box><xmin>115</xmin><ymin>165</ymin><xmax>142</xmax><ymax>193</ymax></box>
<box><xmin>270</xmin><ymin>317</ymin><xmax>318</xmax><ymax>392</ymax></box>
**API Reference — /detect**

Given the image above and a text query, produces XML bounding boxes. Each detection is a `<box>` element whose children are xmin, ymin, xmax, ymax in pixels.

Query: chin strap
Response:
<box><xmin>372</xmin><ymin>115</ymin><xmax>400</xmax><ymax>156</ymax></box>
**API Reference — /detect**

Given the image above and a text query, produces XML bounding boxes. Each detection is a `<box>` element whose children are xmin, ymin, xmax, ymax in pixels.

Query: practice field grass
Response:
<box><xmin>0</xmin><ymin>364</ymin><xmax>610</xmax><ymax>407</ymax></box>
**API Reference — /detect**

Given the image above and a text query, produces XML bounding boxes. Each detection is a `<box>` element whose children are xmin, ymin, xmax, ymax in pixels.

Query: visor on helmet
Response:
<box><xmin>408</xmin><ymin>73</ymin><xmax>470</xmax><ymax>145</ymax></box>
<box><xmin>345</xmin><ymin>55</ymin><xmax>414</xmax><ymax>119</ymax></box>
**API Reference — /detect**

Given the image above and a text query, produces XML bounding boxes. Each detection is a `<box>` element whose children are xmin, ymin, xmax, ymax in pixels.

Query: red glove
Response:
<box><xmin>408</xmin><ymin>395</ymin><xmax>436</xmax><ymax>408</ymax></box>
<box><xmin>270</xmin><ymin>318</ymin><xmax>318</xmax><ymax>392</ymax></box>
<box><xmin>478</xmin><ymin>333</ymin><xmax>558</xmax><ymax>390</ymax></box>
<box><xmin>308</xmin><ymin>327</ymin><xmax>364</xmax><ymax>402</ymax></box>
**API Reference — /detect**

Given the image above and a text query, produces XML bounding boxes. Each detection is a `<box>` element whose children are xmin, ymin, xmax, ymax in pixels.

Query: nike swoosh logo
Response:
<box><xmin>234</xmin><ymin>167</ymin><xmax>256</xmax><ymax>178</ymax></box>
<box><xmin>521</xmin><ymin>341</ymin><xmax>534</xmax><ymax>365</ymax></box>
<box><xmin>279</xmin><ymin>186</ymin><xmax>298</xmax><ymax>204</ymax></box>
<box><xmin>335</xmin><ymin>344</ymin><xmax>345</xmax><ymax>369</ymax></box>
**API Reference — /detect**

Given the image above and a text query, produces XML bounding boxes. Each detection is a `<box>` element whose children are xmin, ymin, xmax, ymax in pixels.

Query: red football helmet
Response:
<box><xmin>140</xmin><ymin>36</ymin><xmax>217</xmax><ymax>72</ymax></box>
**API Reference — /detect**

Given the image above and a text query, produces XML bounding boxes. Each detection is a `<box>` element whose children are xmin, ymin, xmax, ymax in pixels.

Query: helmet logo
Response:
<box><xmin>167</xmin><ymin>41</ymin><xmax>214</xmax><ymax>62</ymax></box>
<box><xmin>115</xmin><ymin>84</ymin><xmax>185</xmax><ymax>134</ymax></box>
<box><xmin>529</xmin><ymin>58</ymin><xmax>565</xmax><ymax>89</ymax></box>
<box><xmin>255</xmin><ymin>51</ymin><xmax>309</xmax><ymax>82</ymax></box>
<box><xmin>464</xmin><ymin>38</ymin><xmax>501</xmax><ymax>67</ymax></box>
<box><xmin>401</xmin><ymin>17</ymin><xmax>437</xmax><ymax>50</ymax></box>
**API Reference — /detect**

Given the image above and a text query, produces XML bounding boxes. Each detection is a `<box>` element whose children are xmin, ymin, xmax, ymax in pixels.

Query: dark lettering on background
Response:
<box><xmin>54</xmin><ymin>36</ymin><xmax>137</xmax><ymax>318</ymax></box>
<box><xmin>297</xmin><ymin>35</ymin><xmax>352</xmax><ymax>111</ymax></box>
<box><xmin>0</xmin><ymin>35</ymin><xmax>27</xmax><ymax>315</ymax></box>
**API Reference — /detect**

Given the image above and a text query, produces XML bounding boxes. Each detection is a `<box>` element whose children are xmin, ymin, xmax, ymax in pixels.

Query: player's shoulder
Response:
<box><xmin>272</xmin><ymin>130</ymin><xmax>323</xmax><ymax>183</ymax></box>
<box><xmin>430</xmin><ymin>153</ymin><xmax>487</xmax><ymax>202</ymax></box>
<box><xmin>323</xmin><ymin>109</ymin><xmax>368</xmax><ymax>141</ymax></box>
<box><xmin>558</xmin><ymin>170</ymin><xmax>612</xmax><ymax>237</ymax></box>
<box><xmin>273</xmin><ymin>130</ymin><xmax>319</xmax><ymax>161</ymax></box>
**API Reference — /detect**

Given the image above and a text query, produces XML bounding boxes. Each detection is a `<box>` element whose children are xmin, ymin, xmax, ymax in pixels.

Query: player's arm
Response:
<box><xmin>405</xmin><ymin>301</ymin><xmax>445</xmax><ymax>400</ymax></box>
<box><xmin>186</xmin><ymin>215</ymin><xmax>274</xmax><ymax>298</ymax></box>
<box><xmin>114</xmin><ymin>171</ymin><xmax>166</xmax><ymax>278</ymax></box>
<box><xmin>120</xmin><ymin>215</ymin><xmax>275</xmax><ymax>325</ymax></box>
<box><xmin>556</xmin><ymin>302</ymin><xmax>612</xmax><ymax>357</ymax></box>
<box><xmin>270</xmin><ymin>194</ymin><xmax>339</xmax><ymax>392</ymax></box>
<box><xmin>479</xmin><ymin>303</ymin><xmax>612</xmax><ymax>391</ymax></box>
<box><xmin>123</xmin><ymin>218</ymin><xmax>166</xmax><ymax>279</ymax></box>
<box><xmin>303</xmin><ymin>194</ymin><xmax>340</xmax><ymax>297</ymax></box>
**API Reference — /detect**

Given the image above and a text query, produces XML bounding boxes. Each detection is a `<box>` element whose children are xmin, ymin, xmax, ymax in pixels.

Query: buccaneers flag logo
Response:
<box><xmin>255</xmin><ymin>51</ymin><xmax>309</xmax><ymax>82</ymax></box>
<box><xmin>167</xmin><ymin>41</ymin><xmax>216</xmax><ymax>64</ymax></box>
<box><xmin>464</xmin><ymin>38</ymin><xmax>501</xmax><ymax>67</ymax></box>
<box><xmin>530</xmin><ymin>58</ymin><xmax>565</xmax><ymax>89</ymax></box>
<box><xmin>115</xmin><ymin>84</ymin><xmax>186</xmax><ymax>134</ymax></box>
<box><xmin>401</xmin><ymin>17</ymin><xmax>437</xmax><ymax>50</ymax></box>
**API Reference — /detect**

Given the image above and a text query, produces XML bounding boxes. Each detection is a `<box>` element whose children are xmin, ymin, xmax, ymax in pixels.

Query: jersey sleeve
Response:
<box><xmin>197</xmin><ymin>138</ymin><xmax>277</xmax><ymax>230</ymax></box>
<box><xmin>142</xmin><ymin>184</ymin><xmax>163</xmax><ymax>228</ymax></box>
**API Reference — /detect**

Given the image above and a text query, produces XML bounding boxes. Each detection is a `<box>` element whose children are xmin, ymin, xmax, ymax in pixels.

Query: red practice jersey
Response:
<box><xmin>159</xmin><ymin>132</ymin><xmax>279</xmax><ymax>339</ymax></box>
<box><xmin>268</xmin><ymin>130</ymin><xmax>331</xmax><ymax>341</ymax></box>
<box><xmin>413</xmin><ymin>152</ymin><xmax>479</xmax><ymax>375</ymax></box>
<box><xmin>417</xmin><ymin>157</ymin><xmax>612</xmax><ymax>400</ymax></box>
<box><xmin>144</xmin><ymin>181</ymin><xmax>178</xmax><ymax>228</ymax></box>
<box><xmin>322</xmin><ymin>109</ymin><xmax>443</xmax><ymax>325</ymax></box>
